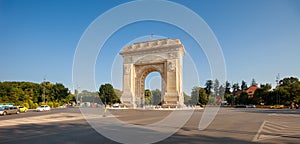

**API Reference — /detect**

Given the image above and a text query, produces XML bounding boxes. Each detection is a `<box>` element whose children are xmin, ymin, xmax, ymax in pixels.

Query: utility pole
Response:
<box><xmin>43</xmin><ymin>77</ymin><xmax>46</xmax><ymax>104</ymax></box>
<box><xmin>276</xmin><ymin>73</ymin><xmax>280</xmax><ymax>104</ymax></box>
<box><xmin>76</xmin><ymin>85</ymin><xmax>80</xmax><ymax>106</ymax></box>
<box><xmin>103</xmin><ymin>94</ymin><xmax>107</xmax><ymax>117</ymax></box>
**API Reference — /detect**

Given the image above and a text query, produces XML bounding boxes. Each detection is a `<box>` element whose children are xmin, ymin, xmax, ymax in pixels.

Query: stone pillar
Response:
<box><xmin>162</xmin><ymin>52</ymin><xmax>184</xmax><ymax>108</ymax></box>
<box><xmin>120</xmin><ymin>64</ymin><xmax>135</xmax><ymax>108</ymax></box>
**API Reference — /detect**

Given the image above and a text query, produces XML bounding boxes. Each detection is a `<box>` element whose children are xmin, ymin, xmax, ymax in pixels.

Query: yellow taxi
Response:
<box><xmin>270</xmin><ymin>105</ymin><xmax>284</xmax><ymax>109</ymax></box>
<box><xmin>17</xmin><ymin>106</ymin><xmax>29</xmax><ymax>113</ymax></box>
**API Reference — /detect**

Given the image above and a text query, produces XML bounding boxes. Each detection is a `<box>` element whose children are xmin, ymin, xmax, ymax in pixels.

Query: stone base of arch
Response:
<box><xmin>162</xmin><ymin>93</ymin><xmax>184</xmax><ymax>108</ymax></box>
<box><xmin>121</xmin><ymin>92</ymin><xmax>136</xmax><ymax>108</ymax></box>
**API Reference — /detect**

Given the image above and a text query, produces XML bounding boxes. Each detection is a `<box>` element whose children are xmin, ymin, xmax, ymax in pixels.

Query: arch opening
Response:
<box><xmin>140</xmin><ymin>71</ymin><xmax>163</xmax><ymax>108</ymax></box>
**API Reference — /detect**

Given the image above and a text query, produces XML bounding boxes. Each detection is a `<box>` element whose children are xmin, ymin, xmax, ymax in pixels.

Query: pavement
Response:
<box><xmin>0</xmin><ymin>107</ymin><xmax>299</xmax><ymax>144</ymax></box>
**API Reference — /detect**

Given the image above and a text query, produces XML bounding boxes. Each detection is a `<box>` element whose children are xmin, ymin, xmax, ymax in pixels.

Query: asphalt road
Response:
<box><xmin>0</xmin><ymin>108</ymin><xmax>299</xmax><ymax>144</ymax></box>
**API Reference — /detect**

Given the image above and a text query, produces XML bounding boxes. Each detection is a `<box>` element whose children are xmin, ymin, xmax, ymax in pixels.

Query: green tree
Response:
<box><xmin>213</xmin><ymin>79</ymin><xmax>220</xmax><ymax>96</ymax></box>
<box><xmin>279</xmin><ymin>77</ymin><xmax>299</xmax><ymax>87</ymax></box>
<box><xmin>199</xmin><ymin>88</ymin><xmax>209</xmax><ymax>105</ymax></box>
<box><xmin>241</xmin><ymin>80</ymin><xmax>248</xmax><ymax>91</ymax></box>
<box><xmin>0</xmin><ymin>81</ymin><xmax>72</xmax><ymax>105</ymax></box>
<box><xmin>205</xmin><ymin>80</ymin><xmax>213</xmax><ymax>95</ymax></box>
<box><xmin>98</xmin><ymin>83</ymin><xmax>120</xmax><ymax>105</ymax></box>
<box><xmin>114</xmin><ymin>89</ymin><xmax>122</xmax><ymax>98</ymax></box>
<box><xmin>232</xmin><ymin>83</ymin><xmax>240</xmax><ymax>92</ymax></box>
<box><xmin>252</xmin><ymin>83</ymin><xmax>272</xmax><ymax>105</ymax></box>
<box><xmin>191</xmin><ymin>87</ymin><xmax>200</xmax><ymax>104</ymax></box>
<box><xmin>225</xmin><ymin>81</ymin><xmax>231</xmax><ymax>95</ymax></box>
<box><xmin>151</xmin><ymin>89</ymin><xmax>161</xmax><ymax>105</ymax></box>
<box><xmin>276</xmin><ymin>77</ymin><xmax>300</xmax><ymax>105</ymax></box>
<box><xmin>191</xmin><ymin>87</ymin><xmax>208</xmax><ymax>105</ymax></box>
<box><xmin>219</xmin><ymin>85</ymin><xmax>225</xmax><ymax>97</ymax></box>
<box><xmin>77</xmin><ymin>90</ymin><xmax>101</xmax><ymax>104</ymax></box>
<box><xmin>261</xmin><ymin>83</ymin><xmax>272</xmax><ymax>91</ymax></box>
<box><xmin>183</xmin><ymin>92</ymin><xmax>191</xmax><ymax>105</ymax></box>
<box><xmin>51</xmin><ymin>83</ymin><xmax>70</xmax><ymax>102</ymax></box>
<box><xmin>271</xmin><ymin>87</ymin><xmax>290</xmax><ymax>105</ymax></box>
<box><xmin>144</xmin><ymin>89</ymin><xmax>152</xmax><ymax>105</ymax></box>
<box><xmin>224</xmin><ymin>81</ymin><xmax>233</xmax><ymax>105</ymax></box>
<box><xmin>251</xmin><ymin>78</ymin><xmax>258</xmax><ymax>86</ymax></box>
<box><xmin>236</xmin><ymin>92</ymin><xmax>249</xmax><ymax>105</ymax></box>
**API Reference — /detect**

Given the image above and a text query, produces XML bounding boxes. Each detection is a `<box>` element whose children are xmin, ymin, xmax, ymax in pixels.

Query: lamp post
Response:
<box><xmin>76</xmin><ymin>85</ymin><xmax>80</xmax><ymax>106</ymax></box>
<box><xmin>103</xmin><ymin>95</ymin><xmax>107</xmax><ymax>117</ymax></box>
<box><xmin>105</xmin><ymin>95</ymin><xmax>107</xmax><ymax>108</ymax></box>
<box><xmin>43</xmin><ymin>78</ymin><xmax>46</xmax><ymax>104</ymax></box>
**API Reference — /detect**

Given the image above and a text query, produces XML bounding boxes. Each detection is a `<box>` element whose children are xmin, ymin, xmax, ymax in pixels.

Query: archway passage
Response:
<box><xmin>119</xmin><ymin>39</ymin><xmax>185</xmax><ymax>108</ymax></box>
<box><xmin>144</xmin><ymin>72</ymin><xmax>162</xmax><ymax>106</ymax></box>
<box><xmin>135</xmin><ymin>65</ymin><xmax>164</xmax><ymax>107</ymax></box>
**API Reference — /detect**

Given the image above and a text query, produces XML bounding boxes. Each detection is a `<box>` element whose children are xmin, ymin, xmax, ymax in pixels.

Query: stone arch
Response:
<box><xmin>119</xmin><ymin>39</ymin><xmax>185</xmax><ymax>108</ymax></box>
<box><xmin>135</xmin><ymin>64</ymin><xmax>165</xmax><ymax>107</ymax></box>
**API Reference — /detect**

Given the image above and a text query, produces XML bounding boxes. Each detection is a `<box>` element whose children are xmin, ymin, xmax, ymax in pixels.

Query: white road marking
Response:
<box><xmin>252</xmin><ymin>120</ymin><xmax>299</xmax><ymax>142</ymax></box>
<box><xmin>268</xmin><ymin>113</ymin><xmax>300</xmax><ymax>117</ymax></box>
<box><xmin>253</xmin><ymin>120</ymin><xmax>267</xmax><ymax>141</ymax></box>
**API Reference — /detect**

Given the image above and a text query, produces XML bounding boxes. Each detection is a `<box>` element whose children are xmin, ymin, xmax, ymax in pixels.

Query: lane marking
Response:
<box><xmin>252</xmin><ymin>120</ymin><xmax>296</xmax><ymax>142</ymax></box>
<box><xmin>253</xmin><ymin>120</ymin><xmax>267</xmax><ymax>141</ymax></box>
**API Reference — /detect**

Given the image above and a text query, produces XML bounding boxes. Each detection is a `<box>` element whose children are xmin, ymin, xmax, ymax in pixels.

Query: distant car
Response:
<box><xmin>36</xmin><ymin>105</ymin><xmax>51</xmax><ymax>112</ymax></box>
<box><xmin>0</xmin><ymin>106</ymin><xmax>19</xmax><ymax>116</ymax></box>
<box><xmin>246</xmin><ymin>105</ymin><xmax>256</xmax><ymax>108</ymax></box>
<box><xmin>270</xmin><ymin>105</ymin><xmax>284</xmax><ymax>109</ymax></box>
<box><xmin>112</xmin><ymin>103</ymin><xmax>119</xmax><ymax>107</ymax></box>
<box><xmin>235</xmin><ymin>105</ymin><xmax>247</xmax><ymax>108</ymax></box>
<box><xmin>17</xmin><ymin>106</ymin><xmax>29</xmax><ymax>113</ymax></box>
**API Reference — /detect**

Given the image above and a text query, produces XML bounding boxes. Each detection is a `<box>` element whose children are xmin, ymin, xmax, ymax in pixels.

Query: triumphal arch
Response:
<box><xmin>119</xmin><ymin>39</ymin><xmax>185</xmax><ymax>108</ymax></box>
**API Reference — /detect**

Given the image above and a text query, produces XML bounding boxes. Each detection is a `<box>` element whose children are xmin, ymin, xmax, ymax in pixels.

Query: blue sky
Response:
<box><xmin>1</xmin><ymin>0</ymin><xmax>300</xmax><ymax>94</ymax></box>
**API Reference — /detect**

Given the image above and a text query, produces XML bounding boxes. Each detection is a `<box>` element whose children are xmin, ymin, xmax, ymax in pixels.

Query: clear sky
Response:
<box><xmin>1</xmin><ymin>0</ymin><xmax>300</xmax><ymax>94</ymax></box>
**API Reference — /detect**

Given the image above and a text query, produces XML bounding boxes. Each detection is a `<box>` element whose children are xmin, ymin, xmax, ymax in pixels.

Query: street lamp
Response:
<box><xmin>103</xmin><ymin>95</ymin><xmax>107</xmax><ymax>117</ymax></box>
<box><xmin>76</xmin><ymin>85</ymin><xmax>80</xmax><ymax>106</ymax></box>
<box><xmin>43</xmin><ymin>78</ymin><xmax>46</xmax><ymax>104</ymax></box>
<box><xmin>104</xmin><ymin>95</ymin><xmax>107</xmax><ymax>107</ymax></box>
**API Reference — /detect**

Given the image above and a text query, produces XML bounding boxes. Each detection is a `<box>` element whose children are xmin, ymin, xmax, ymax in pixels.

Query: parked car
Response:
<box><xmin>270</xmin><ymin>105</ymin><xmax>284</xmax><ymax>109</ymax></box>
<box><xmin>235</xmin><ymin>105</ymin><xmax>247</xmax><ymax>108</ymax></box>
<box><xmin>112</xmin><ymin>103</ymin><xmax>120</xmax><ymax>108</ymax></box>
<box><xmin>36</xmin><ymin>105</ymin><xmax>51</xmax><ymax>112</ymax></box>
<box><xmin>246</xmin><ymin>104</ymin><xmax>256</xmax><ymax>108</ymax></box>
<box><xmin>17</xmin><ymin>106</ymin><xmax>29</xmax><ymax>113</ymax></box>
<box><xmin>0</xmin><ymin>106</ymin><xmax>19</xmax><ymax>116</ymax></box>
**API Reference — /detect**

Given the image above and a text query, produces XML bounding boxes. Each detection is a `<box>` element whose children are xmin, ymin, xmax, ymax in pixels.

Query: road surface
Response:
<box><xmin>0</xmin><ymin>108</ymin><xmax>299</xmax><ymax>144</ymax></box>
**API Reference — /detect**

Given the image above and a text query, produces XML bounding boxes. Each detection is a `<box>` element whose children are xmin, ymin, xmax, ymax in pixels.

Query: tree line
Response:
<box><xmin>98</xmin><ymin>77</ymin><xmax>300</xmax><ymax>106</ymax></box>
<box><xmin>98</xmin><ymin>83</ymin><xmax>162</xmax><ymax>106</ymax></box>
<box><xmin>190</xmin><ymin>77</ymin><xmax>300</xmax><ymax>106</ymax></box>
<box><xmin>2</xmin><ymin>76</ymin><xmax>298</xmax><ymax>109</ymax></box>
<box><xmin>0</xmin><ymin>81</ymin><xmax>73</xmax><ymax>108</ymax></box>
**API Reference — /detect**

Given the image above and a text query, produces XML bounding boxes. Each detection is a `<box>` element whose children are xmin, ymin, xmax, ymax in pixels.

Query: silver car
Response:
<box><xmin>0</xmin><ymin>106</ymin><xmax>20</xmax><ymax>116</ymax></box>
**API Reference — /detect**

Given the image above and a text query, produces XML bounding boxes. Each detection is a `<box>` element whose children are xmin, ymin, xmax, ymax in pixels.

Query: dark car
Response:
<box><xmin>235</xmin><ymin>105</ymin><xmax>247</xmax><ymax>108</ymax></box>
<box><xmin>0</xmin><ymin>106</ymin><xmax>20</xmax><ymax>116</ymax></box>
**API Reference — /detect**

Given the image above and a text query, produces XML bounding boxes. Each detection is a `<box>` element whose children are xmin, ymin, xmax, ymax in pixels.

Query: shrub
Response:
<box><xmin>28</xmin><ymin>100</ymin><xmax>35</xmax><ymax>109</ymax></box>
<box><xmin>22</xmin><ymin>102</ymin><xmax>29</xmax><ymax>108</ymax></box>
<box><xmin>47</xmin><ymin>101</ymin><xmax>54</xmax><ymax>108</ymax></box>
<box><xmin>54</xmin><ymin>102</ymin><xmax>60</xmax><ymax>108</ymax></box>
<box><xmin>34</xmin><ymin>103</ymin><xmax>39</xmax><ymax>109</ymax></box>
